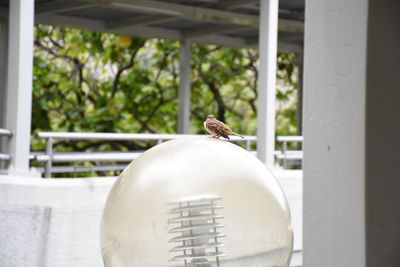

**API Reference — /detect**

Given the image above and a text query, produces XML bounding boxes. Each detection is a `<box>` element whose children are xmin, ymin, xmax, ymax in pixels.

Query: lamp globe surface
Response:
<box><xmin>101</xmin><ymin>137</ymin><xmax>293</xmax><ymax>267</ymax></box>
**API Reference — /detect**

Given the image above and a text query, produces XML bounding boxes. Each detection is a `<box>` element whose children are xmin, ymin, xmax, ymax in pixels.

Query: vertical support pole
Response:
<box><xmin>256</xmin><ymin>0</ymin><xmax>279</xmax><ymax>168</ymax></box>
<box><xmin>44</xmin><ymin>137</ymin><xmax>53</xmax><ymax>178</ymax></box>
<box><xmin>0</xmin><ymin>19</ymin><xmax>8</xmax><ymax>161</ymax></box>
<box><xmin>177</xmin><ymin>39</ymin><xmax>192</xmax><ymax>134</ymax></box>
<box><xmin>303</xmin><ymin>0</ymin><xmax>369</xmax><ymax>266</ymax></box>
<box><xmin>282</xmin><ymin>140</ymin><xmax>287</xmax><ymax>169</ymax></box>
<box><xmin>0</xmin><ymin>19</ymin><xmax>8</xmax><ymax>130</ymax></box>
<box><xmin>295</xmin><ymin>53</ymin><xmax>304</xmax><ymax>136</ymax></box>
<box><xmin>4</xmin><ymin>0</ymin><xmax>35</xmax><ymax>176</ymax></box>
<box><xmin>245</xmin><ymin>140</ymin><xmax>251</xmax><ymax>151</ymax></box>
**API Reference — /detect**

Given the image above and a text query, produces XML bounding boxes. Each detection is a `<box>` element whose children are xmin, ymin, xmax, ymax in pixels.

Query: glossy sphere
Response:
<box><xmin>101</xmin><ymin>137</ymin><xmax>293</xmax><ymax>267</ymax></box>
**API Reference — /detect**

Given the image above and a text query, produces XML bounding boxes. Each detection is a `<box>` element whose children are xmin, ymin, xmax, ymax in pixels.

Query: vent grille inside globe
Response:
<box><xmin>167</xmin><ymin>196</ymin><xmax>226</xmax><ymax>267</ymax></box>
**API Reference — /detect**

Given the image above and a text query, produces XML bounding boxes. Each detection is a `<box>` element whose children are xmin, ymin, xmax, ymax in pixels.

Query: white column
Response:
<box><xmin>4</xmin><ymin>0</ymin><xmax>35</xmax><ymax>175</ymax></box>
<box><xmin>0</xmin><ymin>19</ymin><xmax>8</xmax><ymax>129</ymax></box>
<box><xmin>256</xmin><ymin>0</ymin><xmax>279</xmax><ymax>167</ymax></box>
<box><xmin>303</xmin><ymin>0</ymin><xmax>400</xmax><ymax>266</ymax></box>
<box><xmin>0</xmin><ymin>19</ymin><xmax>8</xmax><ymax>165</ymax></box>
<box><xmin>303</xmin><ymin>0</ymin><xmax>368</xmax><ymax>264</ymax></box>
<box><xmin>294</xmin><ymin>53</ymin><xmax>304</xmax><ymax>135</ymax></box>
<box><xmin>177</xmin><ymin>39</ymin><xmax>192</xmax><ymax>134</ymax></box>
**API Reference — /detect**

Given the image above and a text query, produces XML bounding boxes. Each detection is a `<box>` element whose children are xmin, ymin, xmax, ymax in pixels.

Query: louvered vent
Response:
<box><xmin>167</xmin><ymin>196</ymin><xmax>226</xmax><ymax>267</ymax></box>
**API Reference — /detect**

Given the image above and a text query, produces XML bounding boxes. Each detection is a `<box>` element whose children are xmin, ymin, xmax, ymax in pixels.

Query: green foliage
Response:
<box><xmin>32</xmin><ymin>25</ymin><xmax>300</xmax><ymax>176</ymax></box>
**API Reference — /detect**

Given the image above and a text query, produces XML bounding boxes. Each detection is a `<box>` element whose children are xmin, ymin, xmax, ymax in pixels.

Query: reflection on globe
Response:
<box><xmin>100</xmin><ymin>137</ymin><xmax>293</xmax><ymax>267</ymax></box>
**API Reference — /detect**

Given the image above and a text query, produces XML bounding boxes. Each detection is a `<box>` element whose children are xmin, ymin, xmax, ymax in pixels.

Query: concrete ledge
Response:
<box><xmin>0</xmin><ymin>175</ymin><xmax>116</xmax><ymax>206</ymax></box>
<box><xmin>0</xmin><ymin>171</ymin><xmax>302</xmax><ymax>267</ymax></box>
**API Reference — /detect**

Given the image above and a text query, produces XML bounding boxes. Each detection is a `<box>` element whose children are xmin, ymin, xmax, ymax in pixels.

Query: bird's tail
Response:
<box><xmin>232</xmin><ymin>132</ymin><xmax>244</xmax><ymax>138</ymax></box>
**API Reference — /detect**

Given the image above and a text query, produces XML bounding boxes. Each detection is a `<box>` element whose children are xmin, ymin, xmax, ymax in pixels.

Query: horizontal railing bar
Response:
<box><xmin>31</xmin><ymin>132</ymin><xmax>304</xmax><ymax>175</ymax></box>
<box><xmin>276</xmin><ymin>135</ymin><xmax>303</xmax><ymax>142</ymax></box>
<box><xmin>34</xmin><ymin>164</ymin><xmax>128</xmax><ymax>174</ymax></box>
<box><xmin>35</xmin><ymin>152</ymin><xmax>143</xmax><ymax>162</ymax></box>
<box><xmin>0</xmin><ymin>128</ymin><xmax>12</xmax><ymax>137</ymax></box>
<box><xmin>276</xmin><ymin>154</ymin><xmax>303</xmax><ymax>160</ymax></box>
<box><xmin>32</xmin><ymin>150</ymin><xmax>257</xmax><ymax>163</ymax></box>
<box><xmin>36</xmin><ymin>132</ymin><xmax>257</xmax><ymax>141</ymax></box>
<box><xmin>0</xmin><ymin>153</ymin><xmax>11</xmax><ymax>161</ymax></box>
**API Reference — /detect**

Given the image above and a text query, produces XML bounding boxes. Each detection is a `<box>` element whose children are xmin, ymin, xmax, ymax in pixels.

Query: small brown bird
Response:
<box><xmin>204</xmin><ymin>114</ymin><xmax>244</xmax><ymax>140</ymax></box>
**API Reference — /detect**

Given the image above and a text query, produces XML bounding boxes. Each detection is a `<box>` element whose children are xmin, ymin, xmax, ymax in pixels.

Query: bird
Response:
<box><xmin>204</xmin><ymin>114</ymin><xmax>244</xmax><ymax>140</ymax></box>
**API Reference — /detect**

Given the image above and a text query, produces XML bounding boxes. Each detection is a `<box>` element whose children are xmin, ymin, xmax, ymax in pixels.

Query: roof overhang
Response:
<box><xmin>0</xmin><ymin>0</ymin><xmax>304</xmax><ymax>51</ymax></box>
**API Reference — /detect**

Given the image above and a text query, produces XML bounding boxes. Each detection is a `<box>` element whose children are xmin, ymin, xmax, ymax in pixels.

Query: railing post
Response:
<box><xmin>282</xmin><ymin>140</ymin><xmax>288</xmax><ymax>169</ymax></box>
<box><xmin>246</xmin><ymin>140</ymin><xmax>251</xmax><ymax>151</ymax></box>
<box><xmin>45</xmin><ymin>137</ymin><xmax>53</xmax><ymax>178</ymax></box>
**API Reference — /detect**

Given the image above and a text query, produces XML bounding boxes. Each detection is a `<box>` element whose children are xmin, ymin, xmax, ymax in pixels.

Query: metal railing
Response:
<box><xmin>33</xmin><ymin>132</ymin><xmax>257</xmax><ymax>178</ymax></box>
<box><xmin>276</xmin><ymin>136</ymin><xmax>303</xmax><ymax>169</ymax></box>
<box><xmin>31</xmin><ymin>132</ymin><xmax>303</xmax><ymax>177</ymax></box>
<box><xmin>0</xmin><ymin>129</ymin><xmax>12</xmax><ymax>164</ymax></box>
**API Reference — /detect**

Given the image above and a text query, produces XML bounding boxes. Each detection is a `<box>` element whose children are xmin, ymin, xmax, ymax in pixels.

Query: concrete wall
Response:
<box><xmin>303</xmin><ymin>0</ymin><xmax>400</xmax><ymax>266</ymax></box>
<box><xmin>0</xmin><ymin>171</ymin><xmax>302</xmax><ymax>267</ymax></box>
<box><xmin>0</xmin><ymin>176</ymin><xmax>116</xmax><ymax>267</ymax></box>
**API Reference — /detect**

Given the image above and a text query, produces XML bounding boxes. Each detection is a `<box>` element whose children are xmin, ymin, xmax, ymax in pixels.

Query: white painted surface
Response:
<box><xmin>0</xmin><ymin>175</ymin><xmax>115</xmax><ymax>267</ymax></box>
<box><xmin>0</xmin><ymin>19</ymin><xmax>7</xmax><ymax>130</ymax></box>
<box><xmin>273</xmin><ymin>170</ymin><xmax>302</xmax><ymax>252</ymax></box>
<box><xmin>0</xmin><ymin>169</ymin><xmax>301</xmax><ymax>267</ymax></box>
<box><xmin>0</xmin><ymin>19</ymin><xmax>8</xmax><ymax>159</ymax></box>
<box><xmin>177</xmin><ymin>39</ymin><xmax>192</xmax><ymax>134</ymax></box>
<box><xmin>4</xmin><ymin>0</ymin><xmax>34</xmax><ymax>175</ymax></box>
<box><xmin>256</xmin><ymin>0</ymin><xmax>278</xmax><ymax>167</ymax></box>
<box><xmin>303</xmin><ymin>0</ymin><xmax>368</xmax><ymax>266</ymax></box>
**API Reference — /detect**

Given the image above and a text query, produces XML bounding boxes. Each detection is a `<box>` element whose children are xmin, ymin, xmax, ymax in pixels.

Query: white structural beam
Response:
<box><xmin>304</xmin><ymin>0</ymin><xmax>400</xmax><ymax>266</ymax></box>
<box><xmin>256</xmin><ymin>0</ymin><xmax>279</xmax><ymax>167</ymax></box>
<box><xmin>183</xmin><ymin>25</ymin><xmax>249</xmax><ymax>39</ymax></box>
<box><xmin>36</xmin><ymin>14</ymin><xmax>248</xmax><ymax>48</ymax></box>
<box><xmin>177</xmin><ymin>40</ymin><xmax>192</xmax><ymax>134</ymax></box>
<box><xmin>224</xmin><ymin>0</ymin><xmax>260</xmax><ymax>9</ymax></box>
<box><xmin>99</xmin><ymin>0</ymin><xmax>304</xmax><ymax>32</ymax></box>
<box><xmin>106</xmin><ymin>14</ymin><xmax>177</xmax><ymax>30</ymax></box>
<box><xmin>35</xmin><ymin>1</ymin><xmax>97</xmax><ymax>16</ymax></box>
<box><xmin>4</xmin><ymin>0</ymin><xmax>34</xmax><ymax>175</ymax></box>
<box><xmin>98</xmin><ymin>0</ymin><xmax>259</xmax><ymax>27</ymax></box>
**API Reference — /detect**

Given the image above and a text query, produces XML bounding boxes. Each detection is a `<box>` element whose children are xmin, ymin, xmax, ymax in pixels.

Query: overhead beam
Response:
<box><xmin>36</xmin><ymin>14</ymin><xmax>108</xmax><ymax>34</ymax></box>
<box><xmin>222</xmin><ymin>0</ymin><xmax>260</xmax><ymax>9</ymax></box>
<box><xmin>36</xmin><ymin>13</ymin><xmax>248</xmax><ymax>47</ymax></box>
<box><xmin>107</xmin><ymin>14</ymin><xmax>176</xmax><ymax>30</ymax></box>
<box><xmin>183</xmin><ymin>24</ymin><xmax>250</xmax><ymax>39</ymax></box>
<box><xmin>35</xmin><ymin>1</ymin><xmax>97</xmax><ymax>16</ymax></box>
<box><xmin>95</xmin><ymin>0</ymin><xmax>303</xmax><ymax>33</ymax></box>
<box><xmin>36</xmin><ymin>13</ymin><xmax>296</xmax><ymax>50</ymax></box>
<box><xmin>83</xmin><ymin>0</ymin><xmax>259</xmax><ymax>27</ymax></box>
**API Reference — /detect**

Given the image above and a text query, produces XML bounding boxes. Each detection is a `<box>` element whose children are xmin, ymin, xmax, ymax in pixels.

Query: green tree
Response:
<box><xmin>32</xmin><ymin>24</ymin><xmax>300</xmax><ymax>176</ymax></box>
